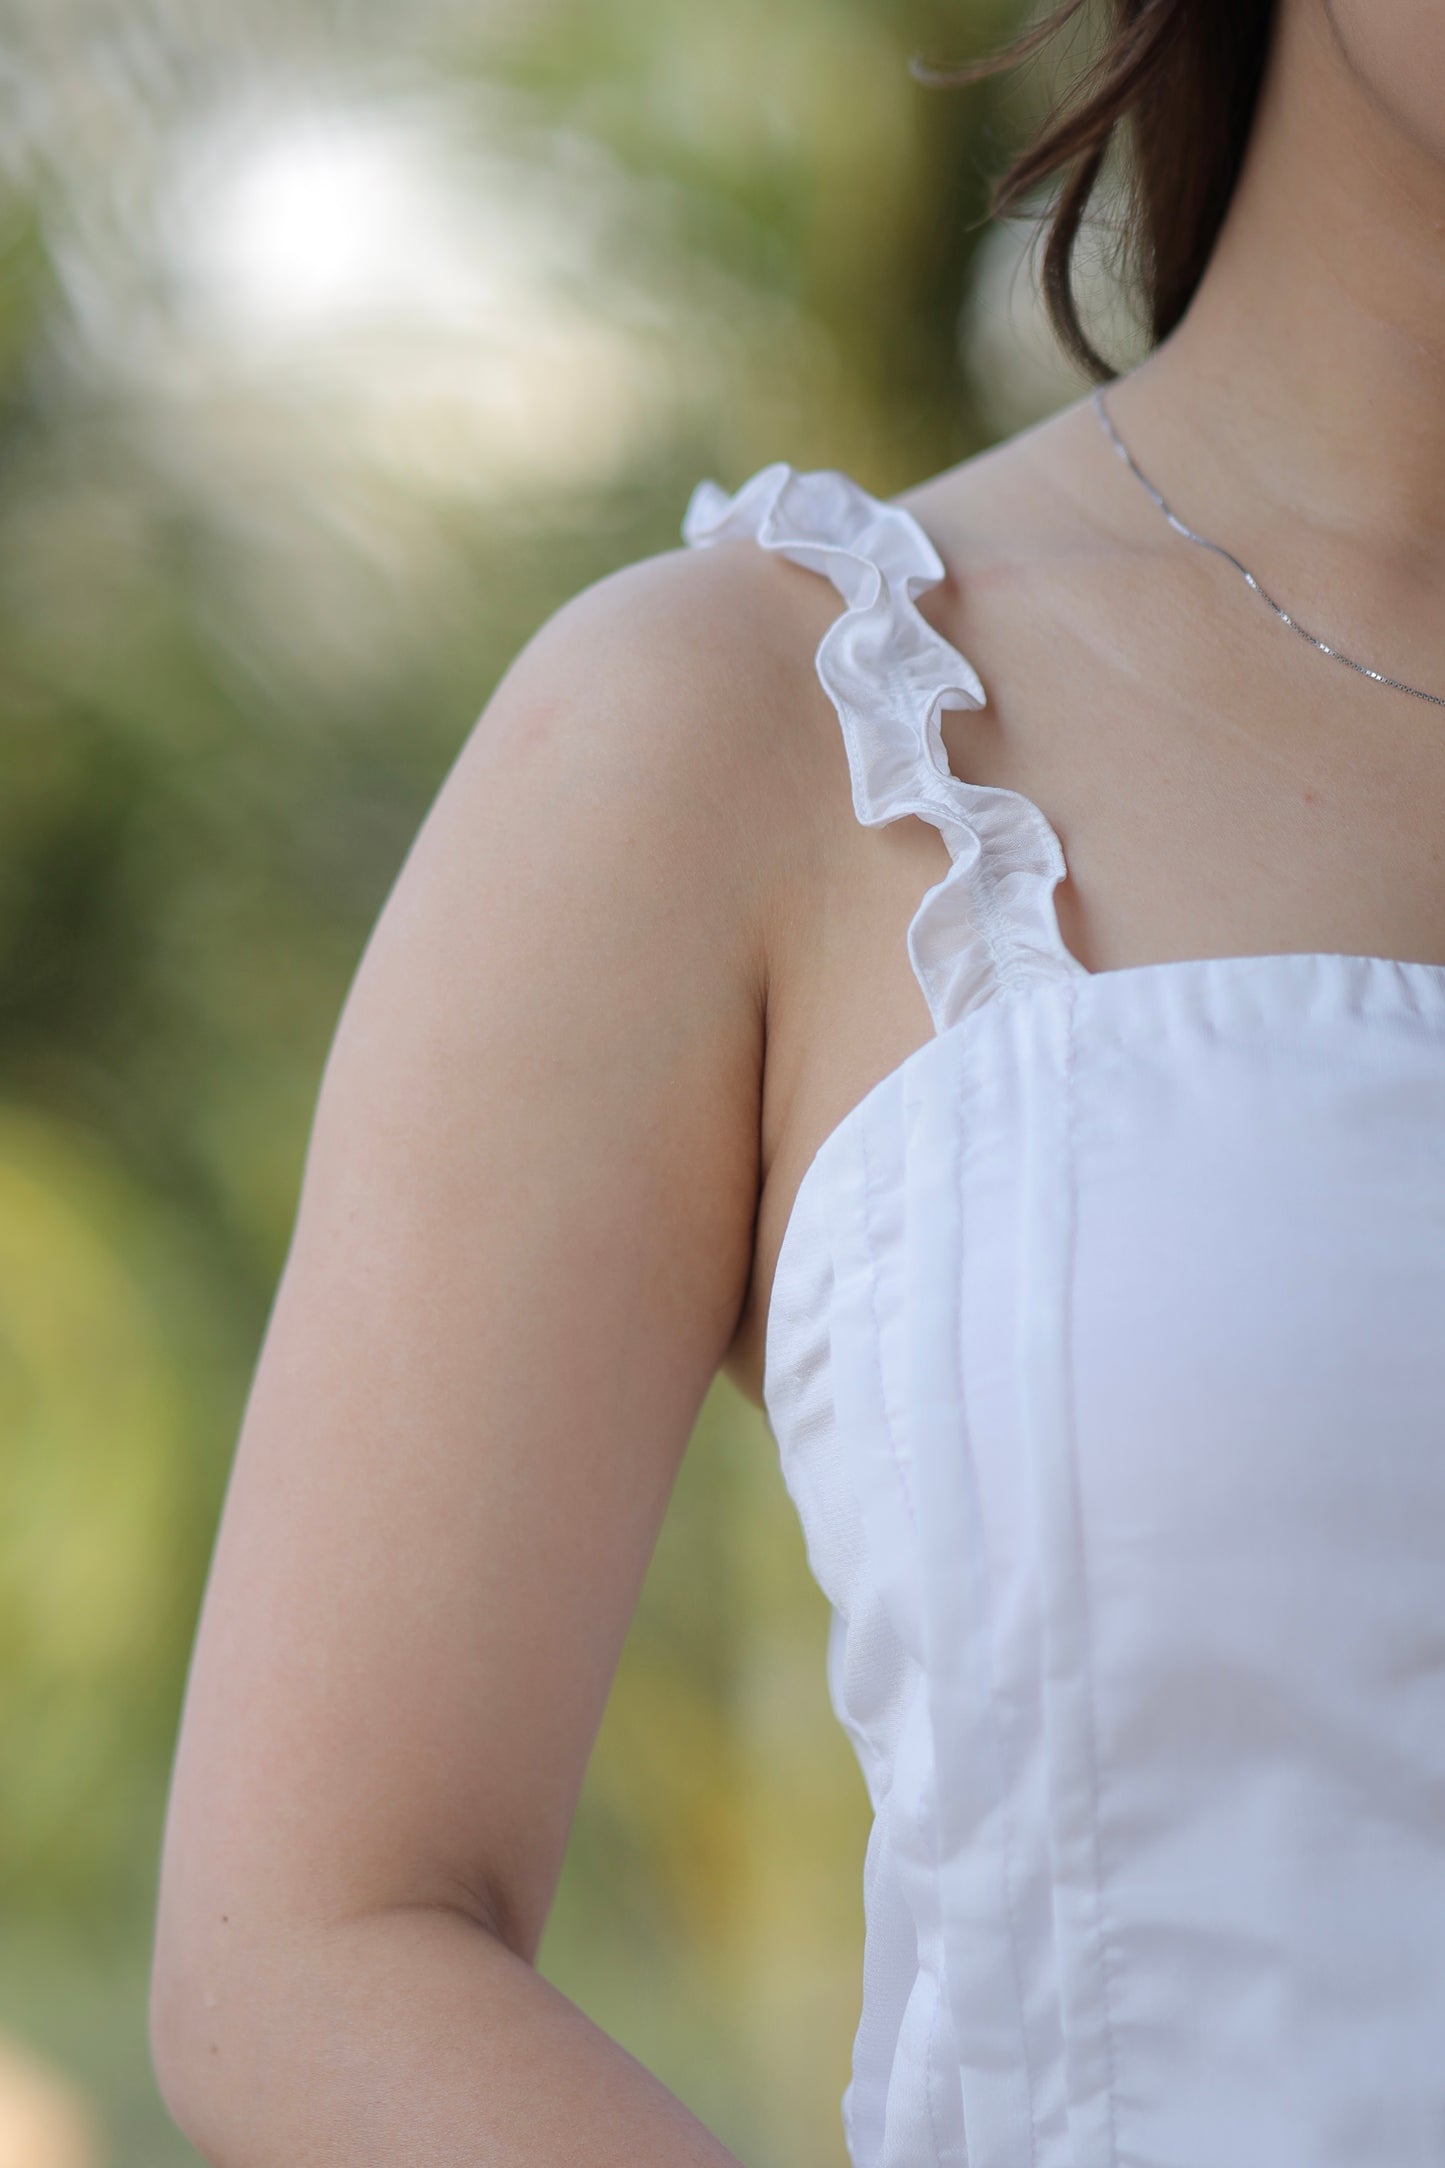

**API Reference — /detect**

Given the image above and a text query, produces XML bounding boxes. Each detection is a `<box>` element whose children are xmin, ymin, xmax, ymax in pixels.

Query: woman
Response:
<box><xmin>148</xmin><ymin>2</ymin><xmax>1445</xmax><ymax>2161</ymax></box>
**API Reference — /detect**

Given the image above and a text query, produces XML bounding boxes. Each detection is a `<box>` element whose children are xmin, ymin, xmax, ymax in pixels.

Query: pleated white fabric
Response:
<box><xmin>681</xmin><ymin>460</ymin><xmax>1445</xmax><ymax>2168</ymax></box>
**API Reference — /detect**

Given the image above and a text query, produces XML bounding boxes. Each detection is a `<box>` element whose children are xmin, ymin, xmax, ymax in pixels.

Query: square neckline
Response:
<box><xmin>761</xmin><ymin>944</ymin><xmax>1445</xmax><ymax>1414</ymax></box>
<box><xmin>678</xmin><ymin>459</ymin><xmax>1445</xmax><ymax>1403</ymax></box>
<box><xmin>892</xmin><ymin>490</ymin><xmax>1445</xmax><ymax>997</ymax></box>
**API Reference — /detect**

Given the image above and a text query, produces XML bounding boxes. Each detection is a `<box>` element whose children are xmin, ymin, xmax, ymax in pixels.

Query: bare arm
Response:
<box><xmin>147</xmin><ymin>542</ymin><xmax>797</xmax><ymax>2164</ymax></box>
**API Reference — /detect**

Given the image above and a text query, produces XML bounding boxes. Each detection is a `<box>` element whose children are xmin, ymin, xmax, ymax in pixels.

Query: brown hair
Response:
<box><xmin>912</xmin><ymin>0</ymin><xmax>1278</xmax><ymax>382</ymax></box>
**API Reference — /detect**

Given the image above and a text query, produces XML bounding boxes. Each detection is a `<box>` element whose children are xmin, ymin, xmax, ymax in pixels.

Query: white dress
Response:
<box><xmin>681</xmin><ymin>461</ymin><xmax>1445</xmax><ymax>2168</ymax></box>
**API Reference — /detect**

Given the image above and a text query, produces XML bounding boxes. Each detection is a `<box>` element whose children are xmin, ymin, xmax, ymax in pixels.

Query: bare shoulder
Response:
<box><xmin>440</xmin><ymin>527</ymin><xmax>858</xmax><ymax>955</ymax></box>
<box><xmin>508</xmin><ymin>522</ymin><xmax>857</xmax><ymax>778</ymax></box>
<box><xmin>289</xmin><ymin>522</ymin><xmax>854</xmax><ymax>1410</ymax></box>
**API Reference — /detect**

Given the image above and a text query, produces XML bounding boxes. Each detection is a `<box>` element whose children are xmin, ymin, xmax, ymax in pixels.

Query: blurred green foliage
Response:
<box><xmin>0</xmin><ymin>1</ymin><xmax>1090</xmax><ymax>2160</ymax></box>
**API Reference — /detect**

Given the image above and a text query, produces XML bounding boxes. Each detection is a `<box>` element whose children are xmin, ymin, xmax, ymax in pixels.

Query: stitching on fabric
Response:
<box><xmin>949</xmin><ymin>810</ymin><xmax>1028</xmax><ymax>1015</ymax></box>
<box><xmin>923</xmin><ymin>1954</ymin><xmax>944</xmax><ymax>2167</ymax></box>
<box><xmin>1061</xmin><ymin>981</ymin><xmax>1122</xmax><ymax>2164</ymax></box>
<box><xmin>856</xmin><ymin>1111</ymin><xmax>917</xmax><ymax>1535</ymax></box>
<box><xmin>898</xmin><ymin>1663</ymin><xmax>949</xmax><ymax>2168</ymax></box>
<box><xmin>860</xmin><ymin>1094</ymin><xmax>938</xmax><ymax>2159</ymax></box>
<box><xmin>951</xmin><ymin>1051</ymin><xmax>1041</xmax><ymax>2168</ymax></box>
<box><xmin>894</xmin><ymin>1661</ymin><xmax>947</xmax><ymax>2168</ymax></box>
<box><xmin>973</xmin><ymin>855</ymin><xmax>1028</xmax><ymax>1003</ymax></box>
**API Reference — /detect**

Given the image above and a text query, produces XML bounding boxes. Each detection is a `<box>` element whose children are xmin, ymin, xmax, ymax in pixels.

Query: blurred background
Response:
<box><xmin>0</xmin><ymin>2</ymin><xmax>1145</xmax><ymax>2161</ymax></box>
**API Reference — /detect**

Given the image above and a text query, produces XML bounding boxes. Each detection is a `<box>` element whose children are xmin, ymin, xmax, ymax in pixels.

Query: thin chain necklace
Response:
<box><xmin>1090</xmin><ymin>383</ymin><xmax>1445</xmax><ymax>710</ymax></box>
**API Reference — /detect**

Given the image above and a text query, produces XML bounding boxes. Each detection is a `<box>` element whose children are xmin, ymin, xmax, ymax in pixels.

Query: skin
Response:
<box><xmin>751</xmin><ymin>0</ymin><xmax>1445</xmax><ymax>1400</ymax></box>
<box><xmin>149</xmin><ymin>3</ymin><xmax>1445</xmax><ymax>2157</ymax></box>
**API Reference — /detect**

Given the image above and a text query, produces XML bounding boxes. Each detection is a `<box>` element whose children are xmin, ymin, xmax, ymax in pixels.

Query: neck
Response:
<box><xmin>1114</xmin><ymin>0</ymin><xmax>1445</xmax><ymax>569</ymax></box>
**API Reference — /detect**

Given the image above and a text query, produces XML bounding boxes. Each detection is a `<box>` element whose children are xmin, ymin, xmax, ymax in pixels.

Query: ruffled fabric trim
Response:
<box><xmin>681</xmin><ymin>460</ymin><xmax>1085</xmax><ymax>1034</ymax></box>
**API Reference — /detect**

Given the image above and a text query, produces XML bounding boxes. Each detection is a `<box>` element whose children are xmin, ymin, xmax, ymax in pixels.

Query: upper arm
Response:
<box><xmin>150</xmin><ymin>541</ymin><xmax>794</xmax><ymax>2059</ymax></box>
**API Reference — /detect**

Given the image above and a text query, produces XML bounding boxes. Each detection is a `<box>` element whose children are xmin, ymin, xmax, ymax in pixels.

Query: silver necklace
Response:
<box><xmin>1090</xmin><ymin>383</ymin><xmax>1445</xmax><ymax>710</ymax></box>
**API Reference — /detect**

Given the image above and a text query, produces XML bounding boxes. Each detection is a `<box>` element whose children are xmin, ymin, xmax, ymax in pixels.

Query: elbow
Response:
<box><xmin>147</xmin><ymin>1930</ymin><xmax>227</xmax><ymax>2154</ymax></box>
<box><xmin>147</xmin><ymin>1900</ymin><xmax>280</xmax><ymax>2157</ymax></box>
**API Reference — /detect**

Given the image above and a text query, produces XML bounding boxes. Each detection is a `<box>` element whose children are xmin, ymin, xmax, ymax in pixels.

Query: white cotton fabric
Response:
<box><xmin>681</xmin><ymin>461</ymin><xmax>1445</xmax><ymax>2168</ymax></box>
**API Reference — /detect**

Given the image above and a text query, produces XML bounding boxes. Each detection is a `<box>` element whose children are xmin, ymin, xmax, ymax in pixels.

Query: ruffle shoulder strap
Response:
<box><xmin>680</xmin><ymin>460</ymin><xmax>1083</xmax><ymax>1034</ymax></box>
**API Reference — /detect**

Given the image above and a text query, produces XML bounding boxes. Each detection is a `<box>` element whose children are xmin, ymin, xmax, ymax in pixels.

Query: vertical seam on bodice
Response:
<box><xmin>954</xmin><ymin>1048</ymin><xmax>1043</xmax><ymax>2168</ymax></box>
<box><xmin>1062</xmin><ymin>983</ymin><xmax>1122</xmax><ymax>2165</ymax></box>
<box><xmin>924</xmin><ymin>1964</ymin><xmax>946</xmax><ymax>2168</ymax></box>
<box><xmin>858</xmin><ymin>1110</ymin><xmax>917</xmax><ymax>1537</ymax></box>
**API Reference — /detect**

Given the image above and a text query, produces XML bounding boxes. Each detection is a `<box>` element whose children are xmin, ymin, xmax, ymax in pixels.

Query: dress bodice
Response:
<box><xmin>682</xmin><ymin>460</ymin><xmax>1445</xmax><ymax>2168</ymax></box>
